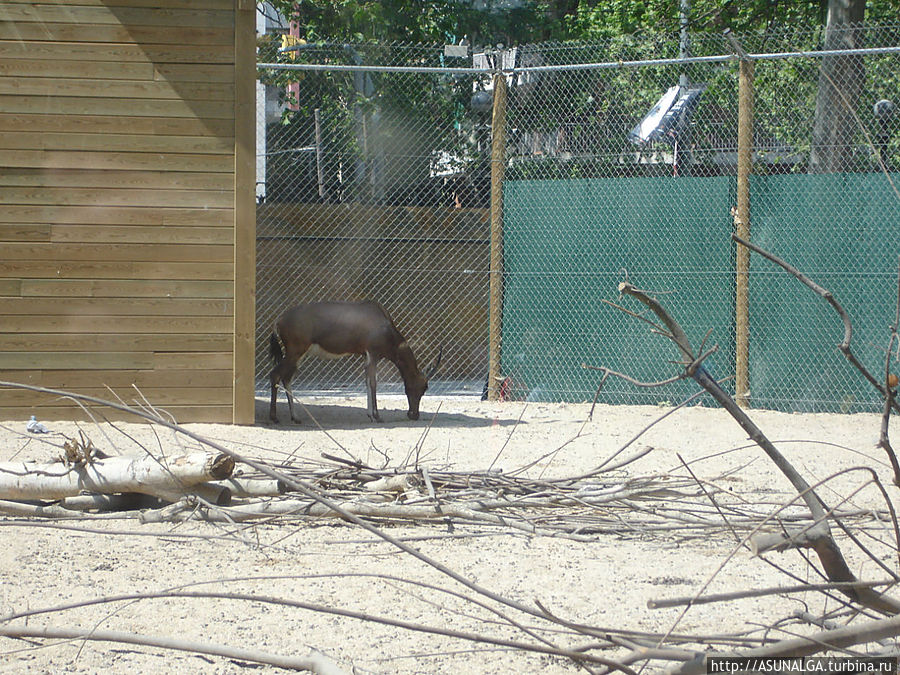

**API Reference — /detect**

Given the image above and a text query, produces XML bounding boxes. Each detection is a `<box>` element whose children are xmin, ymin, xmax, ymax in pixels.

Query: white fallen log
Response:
<box><xmin>164</xmin><ymin>482</ymin><xmax>232</xmax><ymax>506</ymax></box>
<box><xmin>208</xmin><ymin>477</ymin><xmax>286</xmax><ymax>498</ymax></box>
<box><xmin>363</xmin><ymin>474</ymin><xmax>417</xmax><ymax>494</ymax></box>
<box><xmin>0</xmin><ymin>452</ymin><xmax>234</xmax><ymax>503</ymax></box>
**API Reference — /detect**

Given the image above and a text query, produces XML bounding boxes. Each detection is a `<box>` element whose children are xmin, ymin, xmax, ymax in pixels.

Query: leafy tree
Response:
<box><xmin>259</xmin><ymin>0</ymin><xmax>899</xmax><ymax>201</ymax></box>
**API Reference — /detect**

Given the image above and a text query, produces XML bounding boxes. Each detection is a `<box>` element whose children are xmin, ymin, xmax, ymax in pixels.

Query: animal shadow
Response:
<box><xmin>255</xmin><ymin>397</ymin><xmax>521</xmax><ymax>430</ymax></box>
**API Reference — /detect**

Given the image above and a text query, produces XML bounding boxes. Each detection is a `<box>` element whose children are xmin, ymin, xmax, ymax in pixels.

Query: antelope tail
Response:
<box><xmin>269</xmin><ymin>332</ymin><xmax>284</xmax><ymax>365</ymax></box>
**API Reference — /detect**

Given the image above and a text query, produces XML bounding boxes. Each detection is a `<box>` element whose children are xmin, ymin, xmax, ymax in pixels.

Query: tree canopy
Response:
<box><xmin>258</xmin><ymin>0</ymin><xmax>900</xmax><ymax>204</ymax></box>
<box><xmin>266</xmin><ymin>0</ymin><xmax>899</xmax><ymax>46</ymax></box>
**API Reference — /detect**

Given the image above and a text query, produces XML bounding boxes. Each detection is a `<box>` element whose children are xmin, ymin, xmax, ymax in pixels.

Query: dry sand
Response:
<box><xmin>0</xmin><ymin>393</ymin><xmax>897</xmax><ymax>674</ymax></box>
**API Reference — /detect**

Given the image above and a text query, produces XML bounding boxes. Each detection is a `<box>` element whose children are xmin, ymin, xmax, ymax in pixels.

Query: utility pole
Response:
<box><xmin>679</xmin><ymin>0</ymin><xmax>690</xmax><ymax>87</ymax></box>
<box><xmin>677</xmin><ymin>0</ymin><xmax>692</xmax><ymax>173</ymax></box>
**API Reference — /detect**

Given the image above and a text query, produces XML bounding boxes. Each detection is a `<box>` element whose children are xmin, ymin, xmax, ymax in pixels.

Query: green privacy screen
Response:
<box><xmin>503</xmin><ymin>174</ymin><xmax>899</xmax><ymax>412</ymax></box>
<box><xmin>502</xmin><ymin>176</ymin><xmax>736</xmax><ymax>406</ymax></box>
<box><xmin>749</xmin><ymin>174</ymin><xmax>900</xmax><ymax>413</ymax></box>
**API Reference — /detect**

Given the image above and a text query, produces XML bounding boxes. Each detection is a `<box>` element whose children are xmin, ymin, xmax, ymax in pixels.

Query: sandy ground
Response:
<box><xmin>0</xmin><ymin>393</ymin><xmax>897</xmax><ymax>674</ymax></box>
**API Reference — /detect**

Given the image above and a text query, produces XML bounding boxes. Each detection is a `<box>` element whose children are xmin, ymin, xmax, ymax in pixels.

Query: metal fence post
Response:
<box><xmin>487</xmin><ymin>70</ymin><xmax>508</xmax><ymax>401</ymax></box>
<box><xmin>735</xmin><ymin>56</ymin><xmax>754</xmax><ymax>408</ymax></box>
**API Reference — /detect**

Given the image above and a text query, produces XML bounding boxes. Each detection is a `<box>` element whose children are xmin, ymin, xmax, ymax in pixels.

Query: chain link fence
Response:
<box><xmin>256</xmin><ymin>25</ymin><xmax>900</xmax><ymax>413</ymax></box>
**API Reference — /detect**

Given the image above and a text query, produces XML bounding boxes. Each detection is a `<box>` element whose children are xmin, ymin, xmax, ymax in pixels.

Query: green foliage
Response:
<box><xmin>258</xmin><ymin>1</ymin><xmax>900</xmax><ymax>200</ymax></box>
<box><xmin>263</xmin><ymin>1</ymin><xmax>898</xmax><ymax>46</ymax></box>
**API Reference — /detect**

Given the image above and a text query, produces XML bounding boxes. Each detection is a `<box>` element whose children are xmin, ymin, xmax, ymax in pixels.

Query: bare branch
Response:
<box><xmin>614</xmin><ymin>283</ymin><xmax>900</xmax><ymax>616</ymax></box>
<box><xmin>671</xmin><ymin>611</ymin><xmax>900</xmax><ymax>675</ymax></box>
<box><xmin>649</xmin><ymin>580</ymin><xmax>895</xmax><ymax>610</ymax></box>
<box><xmin>0</xmin><ymin>624</ymin><xmax>348</xmax><ymax>674</ymax></box>
<box><xmin>731</xmin><ymin>233</ymin><xmax>900</xmax><ymax>413</ymax></box>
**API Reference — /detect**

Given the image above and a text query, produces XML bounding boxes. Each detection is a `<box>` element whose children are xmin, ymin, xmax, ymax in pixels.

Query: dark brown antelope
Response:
<box><xmin>268</xmin><ymin>300</ymin><xmax>441</xmax><ymax>423</ymax></box>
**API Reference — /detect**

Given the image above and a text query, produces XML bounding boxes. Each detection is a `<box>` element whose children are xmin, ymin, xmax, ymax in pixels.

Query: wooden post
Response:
<box><xmin>487</xmin><ymin>72</ymin><xmax>508</xmax><ymax>401</ymax></box>
<box><xmin>735</xmin><ymin>57</ymin><xmax>754</xmax><ymax>408</ymax></box>
<box><xmin>314</xmin><ymin>108</ymin><xmax>326</xmax><ymax>200</ymax></box>
<box><xmin>233</xmin><ymin>0</ymin><xmax>257</xmax><ymax>424</ymax></box>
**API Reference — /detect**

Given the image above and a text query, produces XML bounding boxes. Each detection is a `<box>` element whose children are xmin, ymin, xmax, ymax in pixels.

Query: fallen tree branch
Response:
<box><xmin>138</xmin><ymin>497</ymin><xmax>600</xmax><ymax>541</ymax></box>
<box><xmin>0</xmin><ymin>452</ymin><xmax>234</xmax><ymax>503</ymax></box>
<box><xmin>0</xmin><ymin>587</ymin><xmax>639</xmax><ymax>673</ymax></box>
<box><xmin>734</xmin><ymin>232</ymin><xmax>900</xmax><ymax>486</ymax></box>
<box><xmin>732</xmin><ymin>233</ymin><xmax>900</xmax><ymax>415</ymax></box>
<box><xmin>616</xmin><ymin>281</ymin><xmax>900</xmax><ymax>615</ymax></box>
<box><xmin>0</xmin><ymin>623</ymin><xmax>348</xmax><ymax>674</ymax></box>
<box><xmin>0</xmin><ymin>498</ymin><xmax>138</xmax><ymax>519</ymax></box>
<box><xmin>648</xmin><ymin>580</ymin><xmax>895</xmax><ymax>609</ymax></box>
<box><xmin>671</xmin><ymin>610</ymin><xmax>900</xmax><ymax>675</ymax></box>
<box><xmin>0</xmin><ymin>378</ymin><xmax>656</xmax><ymax>672</ymax></box>
<box><xmin>208</xmin><ymin>477</ymin><xmax>286</xmax><ymax>498</ymax></box>
<box><xmin>877</xmin><ymin>256</ymin><xmax>900</xmax><ymax>486</ymax></box>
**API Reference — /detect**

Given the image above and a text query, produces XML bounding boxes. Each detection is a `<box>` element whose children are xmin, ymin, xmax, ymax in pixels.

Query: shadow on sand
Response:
<box><xmin>255</xmin><ymin>397</ymin><xmax>523</xmax><ymax>430</ymax></box>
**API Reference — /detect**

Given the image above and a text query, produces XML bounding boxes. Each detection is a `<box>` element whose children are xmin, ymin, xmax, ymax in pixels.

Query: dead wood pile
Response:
<box><xmin>2</xmin><ymin>236</ymin><xmax>900</xmax><ymax>673</ymax></box>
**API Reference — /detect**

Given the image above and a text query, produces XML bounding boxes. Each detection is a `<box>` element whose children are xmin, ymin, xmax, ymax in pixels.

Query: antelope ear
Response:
<box><xmin>425</xmin><ymin>345</ymin><xmax>443</xmax><ymax>379</ymax></box>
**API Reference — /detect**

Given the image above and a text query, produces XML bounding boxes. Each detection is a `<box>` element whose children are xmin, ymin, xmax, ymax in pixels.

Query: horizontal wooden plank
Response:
<box><xmin>3</xmin><ymin>4</ymin><xmax>234</xmax><ymax>28</ymax></box>
<box><xmin>0</xmin><ymin>370</ymin><xmax>39</xmax><ymax>384</ymax></box>
<box><xmin>0</xmin><ymin>242</ymin><xmax>233</xmax><ymax>263</ymax></box>
<box><xmin>0</xmin><ymin>62</ymin><xmax>236</xmax><ymax>87</ymax></box>
<box><xmin>0</xmin><ymin>387</ymin><xmax>234</xmax><ymax>407</ymax></box>
<box><xmin>0</xmin><ymin>261</ymin><xmax>234</xmax><ymax>281</ymax></box>
<box><xmin>20</xmin><ymin>279</ymin><xmax>234</xmax><ymax>299</ymax></box>
<box><xmin>0</xmin><ymin>132</ymin><xmax>234</xmax><ymax>155</ymax></box>
<box><xmin>0</xmin><ymin>24</ymin><xmax>234</xmax><ymax>47</ymax></box>
<box><xmin>18</xmin><ymin>279</ymin><xmax>233</xmax><ymax>299</ymax></box>
<box><xmin>0</xmin><ymin>96</ymin><xmax>235</xmax><ymax>120</ymax></box>
<box><xmin>0</xmin><ymin>58</ymin><xmax>152</xmax><ymax>80</ymax></box>
<box><xmin>0</xmin><ymin>77</ymin><xmax>233</xmax><ymax>102</ymax></box>
<box><xmin>0</xmin><ymin>114</ymin><xmax>234</xmax><ymax>138</ymax></box>
<box><xmin>0</xmin><ymin>350</ymin><xmax>234</xmax><ymax>372</ymax></box>
<box><xmin>1</xmin><ymin>187</ymin><xmax>233</xmax><ymax>209</ymax></box>
<box><xmin>0</xmin><ymin>280</ymin><xmax>21</xmax><ymax>295</ymax></box>
<box><xmin>154</xmin><ymin>352</ymin><xmax>234</xmax><ymax>370</ymax></box>
<box><xmin>0</xmin><ymin>333</ymin><xmax>233</xmax><ymax>352</ymax></box>
<box><xmin>50</xmin><ymin>226</ymin><xmax>233</xmax><ymax>246</ymax></box>
<box><xmin>0</xmin><ymin>404</ymin><xmax>236</xmax><ymax>424</ymax></box>
<box><xmin>0</xmin><ymin>297</ymin><xmax>234</xmax><ymax>316</ymax></box>
<box><xmin>0</xmin><ymin>351</ymin><xmax>155</xmax><ymax>370</ymax></box>
<box><xmin>3</xmin><ymin>0</ymin><xmax>233</xmax><ymax>11</ymax></box>
<box><xmin>0</xmin><ymin>315</ymin><xmax>234</xmax><ymax>333</ymax></box>
<box><xmin>0</xmin><ymin>223</ymin><xmax>51</xmax><ymax>242</ymax></box>
<box><xmin>155</xmin><ymin>63</ymin><xmax>234</xmax><ymax>84</ymax></box>
<box><xmin>0</xmin><ymin>168</ymin><xmax>233</xmax><ymax>192</ymax></box>
<box><xmin>0</xmin><ymin>40</ymin><xmax>235</xmax><ymax>64</ymax></box>
<box><xmin>0</xmin><ymin>205</ymin><xmax>232</xmax><ymax>226</ymax></box>
<box><xmin>0</xmin><ymin>368</ymin><xmax>233</xmax><ymax>389</ymax></box>
<box><xmin>3</xmin><ymin>150</ymin><xmax>235</xmax><ymax>172</ymax></box>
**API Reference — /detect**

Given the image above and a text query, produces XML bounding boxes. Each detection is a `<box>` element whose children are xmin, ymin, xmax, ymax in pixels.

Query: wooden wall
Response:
<box><xmin>0</xmin><ymin>0</ymin><xmax>256</xmax><ymax>423</ymax></box>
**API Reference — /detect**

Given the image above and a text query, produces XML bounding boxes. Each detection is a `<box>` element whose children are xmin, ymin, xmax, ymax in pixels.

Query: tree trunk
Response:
<box><xmin>809</xmin><ymin>0</ymin><xmax>866</xmax><ymax>173</ymax></box>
